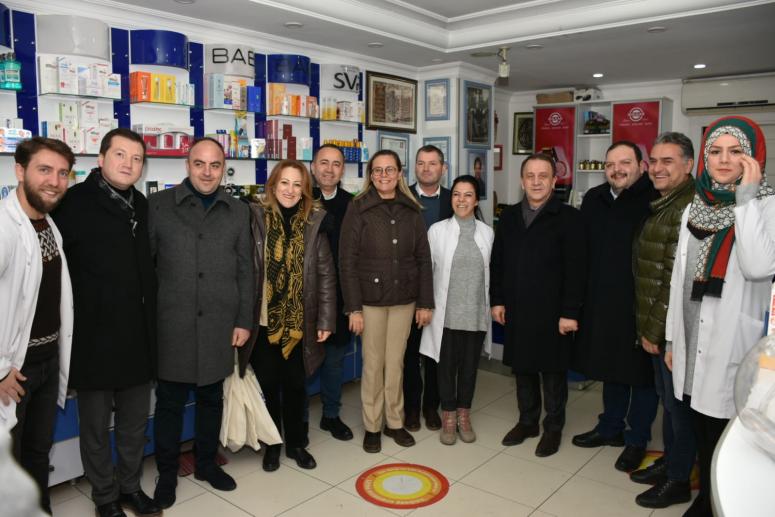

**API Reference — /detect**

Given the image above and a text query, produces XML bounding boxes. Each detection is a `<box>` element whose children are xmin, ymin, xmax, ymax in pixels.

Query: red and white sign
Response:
<box><xmin>612</xmin><ymin>101</ymin><xmax>661</xmax><ymax>161</ymax></box>
<box><xmin>534</xmin><ymin>106</ymin><xmax>575</xmax><ymax>186</ymax></box>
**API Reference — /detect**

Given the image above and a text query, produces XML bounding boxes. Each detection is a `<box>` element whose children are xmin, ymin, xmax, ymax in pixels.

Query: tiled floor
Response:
<box><xmin>49</xmin><ymin>368</ymin><xmax>695</xmax><ymax>516</ymax></box>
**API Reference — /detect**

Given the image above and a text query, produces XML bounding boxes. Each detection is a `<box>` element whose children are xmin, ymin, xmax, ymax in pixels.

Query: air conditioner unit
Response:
<box><xmin>682</xmin><ymin>73</ymin><xmax>775</xmax><ymax>114</ymax></box>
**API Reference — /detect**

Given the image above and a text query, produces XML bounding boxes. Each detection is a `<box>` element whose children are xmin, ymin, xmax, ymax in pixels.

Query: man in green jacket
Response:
<box><xmin>632</xmin><ymin>132</ymin><xmax>697</xmax><ymax>510</ymax></box>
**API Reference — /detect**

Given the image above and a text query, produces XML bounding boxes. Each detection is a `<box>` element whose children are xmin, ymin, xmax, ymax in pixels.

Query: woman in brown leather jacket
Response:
<box><xmin>237</xmin><ymin>160</ymin><xmax>336</xmax><ymax>473</ymax></box>
<box><xmin>339</xmin><ymin>149</ymin><xmax>434</xmax><ymax>453</ymax></box>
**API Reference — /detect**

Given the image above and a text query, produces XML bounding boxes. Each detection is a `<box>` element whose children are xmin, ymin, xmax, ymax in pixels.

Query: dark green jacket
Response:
<box><xmin>634</xmin><ymin>176</ymin><xmax>695</xmax><ymax>347</ymax></box>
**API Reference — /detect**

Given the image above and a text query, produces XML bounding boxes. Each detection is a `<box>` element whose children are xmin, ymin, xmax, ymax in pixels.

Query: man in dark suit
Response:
<box><xmin>311</xmin><ymin>144</ymin><xmax>354</xmax><ymax>441</ymax></box>
<box><xmin>403</xmin><ymin>145</ymin><xmax>453</xmax><ymax>431</ymax></box>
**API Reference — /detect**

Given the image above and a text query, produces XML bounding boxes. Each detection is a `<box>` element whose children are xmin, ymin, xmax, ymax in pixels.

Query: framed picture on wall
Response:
<box><xmin>513</xmin><ymin>112</ymin><xmax>534</xmax><ymax>155</ymax></box>
<box><xmin>366</xmin><ymin>71</ymin><xmax>418</xmax><ymax>133</ymax></box>
<box><xmin>493</xmin><ymin>144</ymin><xmax>503</xmax><ymax>171</ymax></box>
<box><xmin>461</xmin><ymin>80</ymin><xmax>492</xmax><ymax>149</ymax></box>
<box><xmin>422</xmin><ymin>136</ymin><xmax>453</xmax><ymax>187</ymax></box>
<box><xmin>424</xmin><ymin>78</ymin><xmax>450</xmax><ymax>121</ymax></box>
<box><xmin>467</xmin><ymin>150</ymin><xmax>488</xmax><ymax>200</ymax></box>
<box><xmin>377</xmin><ymin>131</ymin><xmax>410</xmax><ymax>173</ymax></box>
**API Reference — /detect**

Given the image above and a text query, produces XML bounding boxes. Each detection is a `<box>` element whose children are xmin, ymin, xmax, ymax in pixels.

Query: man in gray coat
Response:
<box><xmin>148</xmin><ymin>138</ymin><xmax>254</xmax><ymax>509</ymax></box>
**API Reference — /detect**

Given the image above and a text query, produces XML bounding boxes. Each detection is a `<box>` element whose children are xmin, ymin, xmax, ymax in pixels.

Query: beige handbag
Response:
<box><xmin>220</xmin><ymin>353</ymin><xmax>282</xmax><ymax>452</ymax></box>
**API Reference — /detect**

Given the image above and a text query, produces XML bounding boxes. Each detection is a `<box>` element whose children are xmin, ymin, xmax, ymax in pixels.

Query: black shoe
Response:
<box><xmin>615</xmin><ymin>445</ymin><xmax>646</xmax><ymax>472</ymax></box>
<box><xmin>635</xmin><ymin>479</ymin><xmax>691</xmax><ymax>508</ymax></box>
<box><xmin>630</xmin><ymin>456</ymin><xmax>667</xmax><ymax>485</ymax></box>
<box><xmin>423</xmin><ymin>408</ymin><xmax>442</xmax><ymax>431</ymax></box>
<box><xmin>384</xmin><ymin>427</ymin><xmax>416</xmax><ymax>447</ymax></box>
<box><xmin>96</xmin><ymin>501</ymin><xmax>127</xmax><ymax>517</ymax></box>
<box><xmin>286</xmin><ymin>447</ymin><xmax>317</xmax><ymax>469</ymax></box>
<box><xmin>501</xmin><ymin>423</ymin><xmax>540</xmax><ymax>446</ymax></box>
<box><xmin>404</xmin><ymin>408</ymin><xmax>421</xmax><ymax>432</ymax></box>
<box><xmin>119</xmin><ymin>490</ymin><xmax>161</xmax><ymax>516</ymax></box>
<box><xmin>263</xmin><ymin>444</ymin><xmax>281</xmax><ymax>472</ymax></box>
<box><xmin>320</xmin><ymin>416</ymin><xmax>354</xmax><ymax>441</ymax></box>
<box><xmin>571</xmin><ymin>429</ymin><xmax>625</xmax><ymax>448</ymax></box>
<box><xmin>535</xmin><ymin>431</ymin><xmax>562</xmax><ymax>457</ymax></box>
<box><xmin>153</xmin><ymin>474</ymin><xmax>177</xmax><ymax>510</ymax></box>
<box><xmin>194</xmin><ymin>465</ymin><xmax>237</xmax><ymax>491</ymax></box>
<box><xmin>363</xmin><ymin>431</ymin><xmax>382</xmax><ymax>453</ymax></box>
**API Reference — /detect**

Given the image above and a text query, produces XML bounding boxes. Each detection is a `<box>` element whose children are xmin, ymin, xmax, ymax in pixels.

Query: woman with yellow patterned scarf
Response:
<box><xmin>238</xmin><ymin>160</ymin><xmax>337</xmax><ymax>473</ymax></box>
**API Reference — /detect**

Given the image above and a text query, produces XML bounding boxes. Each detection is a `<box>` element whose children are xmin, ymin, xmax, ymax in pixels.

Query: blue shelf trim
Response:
<box><xmin>110</xmin><ymin>28</ymin><xmax>130</xmax><ymax>129</ymax></box>
<box><xmin>130</xmin><ymin>30</ymin><xmax>189</xmax><ymax>70</ymax></box>
<box><xmin>13</xmin><ymin>10</ymin><xmax>37</xmax><ymax>134</ymax></box>
<box><xmin>310</xmin><ymin>63</ymin><xmax>320</xmax><ymax>156</ymax></box>
<box><xmin>267</xmin><ymin>54</ymin><xmax>310</xmax><ymax>86</ymax></box>
<box><xmin>189</xmin><ymin>41</ymin><xmax>203</xmax><ymax>137</ymax></box>
<box><xmin>0</xmin><ymin>3</ymin><xmax>10</xmax><ymax>48</ymax></box>
<box><xmin>358</xmin><ymin>71</ymin><xmax>364</xmax><ymax>177</ymax></box>
<box><xmin>254</xmin><ymin>53</ymin><xmax>267</xmax><ymax>184</ymax></box>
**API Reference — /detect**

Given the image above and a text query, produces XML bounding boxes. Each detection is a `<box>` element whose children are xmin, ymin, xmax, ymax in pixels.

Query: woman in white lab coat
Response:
<box><xmin>420</xmin><ymin>175</ymin><xmax>494</xmax><ymax>445</ymax></box>
<box><xmin>665</xmin><ymin>115</ymin><xmax>775</xmax><ymax>516</ymax></box>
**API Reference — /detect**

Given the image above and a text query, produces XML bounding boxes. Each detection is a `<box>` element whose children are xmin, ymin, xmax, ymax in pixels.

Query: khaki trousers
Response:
<box><xmin>361</xmin><ymin>303</ymin><xmax>416</xmax><ymax>432</ymax></box>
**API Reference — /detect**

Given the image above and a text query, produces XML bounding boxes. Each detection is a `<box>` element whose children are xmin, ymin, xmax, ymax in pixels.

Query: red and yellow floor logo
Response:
<box><xmin>356</xmin><ymin>463</ymin><xmax>450</xmax><ymax>509</ymax></box>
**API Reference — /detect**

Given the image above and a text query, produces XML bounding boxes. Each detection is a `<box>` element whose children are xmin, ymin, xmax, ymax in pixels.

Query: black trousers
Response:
<box><xmin>403</xmin><ymin>323</ymin><xmax>439</xmax><ymax>412</ymax></box>
<box><xmin>687</xmin><ymin>405</ymin><xmax>729</xmax><ymax>517</ymax></box>
<box><xmin>77</xmin><ymin>383</ymin><xmax>151</xmax><ymax>505</ymax></box>
<box><xmin>251</xmin><ymin>326</ymin><xmax>307</xmax><ymax>448</ymax></box>
<box><xmin>437</xmin><ymin>329</ymin><xmax>485</xmax><ymax>411</ymax></box>
<box><xmin>154</xmin><ymin>378</ymin><xmax>224</xmax><ymax>477</ymax></box>
<box><xmin>515</xmin><ymin>371</ymin><xmax>568</xmax><ymax>432</ymax></box>
<box><xmin>11</xmin><ymin>353</ymin><xmax>60</xmax><ymax>515</ymax></box>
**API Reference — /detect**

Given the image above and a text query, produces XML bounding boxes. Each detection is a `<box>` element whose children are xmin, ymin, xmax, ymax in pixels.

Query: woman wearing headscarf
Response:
<box><xmin>665</xmin><ymin>116</ymin><xmax>775</xmax><ymax>516</ymax></box>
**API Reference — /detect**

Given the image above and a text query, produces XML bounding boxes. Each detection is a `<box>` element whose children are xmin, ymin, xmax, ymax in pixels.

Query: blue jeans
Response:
<box><xmin>320</xmin><ymin>341</ymin><xmax>349</xmax><ymax>418</ymax></box>
<box><xmin>595</xmin><ymin>381</ymin><xmax>658</xmax><ymax>447</ymax></box>
<box><xmin>653</xmin><ymin>351</ymin><xmax>696</xmax><ymax>481</ymax></box>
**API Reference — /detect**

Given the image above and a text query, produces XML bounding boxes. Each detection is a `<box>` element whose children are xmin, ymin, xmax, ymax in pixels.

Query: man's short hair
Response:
<box><xmin>15</xmin><ymin>137</ymin><xmax>76</xmax><ymax>170</ymax></box>
<box><xmin>607</xmin><ymin>140</ymin><xmax>642</xmax><ymax>163</ymax></box>
<box><xmin>188</xmin><ymin>137</ymin><xmax>225</xmax><ymax>158</ymax></box>
<box><xmin>520</xmin><ymin>152</ymin><xmax>556</xmax><ymax>177</ymax></box>
<box><xmin>313</xmin><ymin>143</ymin><xmax>345</xmax><ymax>162</ymax></box>
<box><xmin>653</xmin><ymin>132</ymin><xmax>694</xmax><ymax>161</ymax></box>
<box><xmin>415</xmin><ymin>144</ymin><xmax>444</xmax><ymax>164</ymax></box>
<box><xmin>99</xmin><ymin>128</ymin><xmax>147</xmax><ymax>162</ymax></box>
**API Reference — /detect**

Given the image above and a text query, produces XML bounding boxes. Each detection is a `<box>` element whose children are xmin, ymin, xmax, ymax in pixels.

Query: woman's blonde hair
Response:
<box><xmin>355</xmin><ymin>149</ymin><xmax>422</xmax><ymax>209</ymax></box>
<box><xmin>261</xmin><ymin>160</ymin><xmax>318</xmax><ymax>220</ymax></box>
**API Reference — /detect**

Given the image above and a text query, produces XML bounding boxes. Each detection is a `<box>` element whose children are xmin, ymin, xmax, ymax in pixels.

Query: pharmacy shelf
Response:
<box><xmin>39</xmin><ymin>92</ymin><xmax>119</xmax><ymax>102</ymax></box>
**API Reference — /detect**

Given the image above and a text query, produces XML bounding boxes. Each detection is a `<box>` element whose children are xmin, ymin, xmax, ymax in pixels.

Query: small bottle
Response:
<box><xmin>0</xmin><ymin>54</ymin><xmax>7</xmax><ymax>88</ymax></box>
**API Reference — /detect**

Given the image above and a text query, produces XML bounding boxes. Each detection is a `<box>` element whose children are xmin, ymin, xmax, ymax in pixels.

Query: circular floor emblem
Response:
<box><xmin>356</xmin><ymin>463</ymin><xmax>450</xmax><ymax>509</ymax></box>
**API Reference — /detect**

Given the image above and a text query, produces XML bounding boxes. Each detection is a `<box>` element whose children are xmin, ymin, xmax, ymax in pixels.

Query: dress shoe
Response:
<box><xmin>535</xmin><ymin>431</ymin><xmax>562</xmax><ymax>457</ymax></box>
<box><xmin>96</xmin><ymin>501</ymin><xmax>127</xmax><ymax>517</ymax></box>
<box><xmin>262</xmin><ymin>444</ymin><xmax>281</xmax><ymax>472</ymax></box>
<box><xmin>404</xmin><ymin>408</ymin><xmax>421</xmax><ymax>432</ymax></box>
<box><xmin>423</xmin><ymin>408</ymin><xmax>442</xmax><ymax>431</ymax></box>
<box><xmin>195</xmin><ymin>465</ymin><xmax>236</xmax><ymax>491</ymax></box>
<box><xmin>286</xmin><ymin>447</ymin><xmax>317</xmax><ymax>469</ymax></box>
<box><xmin>153</xmin><ymin>474</ymin><xmax>177</xmax><ymax>510</ymax></box>
<box><xmin>630</xmin><ymin>456</ymin><xmax>667</xmax><ymax>485</ymax></box>
<box><xmin>363</xmin><ymin>431</ymin><xmax>382</xmax><ymax>453</ymax></box>
<box><xmin>571</xmin><ymin>429</ymin><xmax>625</xmax><ymax>448</ymax></box>
<box><xmin>501</xmin><ymin>423</ymin><xmax>539</xmax><ymax>446</ymax></box>
<box><xmin>615</xmin><ymin>445</ymin><xmax>646</xmax><ymax>472</ymax></box>
<box><xmin>384</xmin><ymin>427</ymin><xmax>416</xmax><ymax>447</ymax></box>
<box><xmin>635</xmin><ymin>479</ymin><xmax>691</xmax><ymax>508</ymax></box>
<box><xmin>321</xmin><ymin>416</ymin><xmax>354</xmax><ymax>441</ymax></box>
<box><xmin>119</xmin><ymin>490</ymin><xmax>161</xmax><ymax>516</ymax></box>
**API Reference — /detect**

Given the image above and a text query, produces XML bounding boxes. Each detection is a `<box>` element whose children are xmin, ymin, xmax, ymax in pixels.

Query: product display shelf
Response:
<box><xmin>203</xmin><ymin>107</ymin><xmax>264</xmax><ymax>115</ymax></box>
<box><xmin>320</xmin><ymin>118</ymin><xmax>362</xmax><ymax>126</ymax></box>
<box><xmin>317</xmin><ymin>69</ymin><xmax>364</xmax><ymax>178</ymax></box>
<box><xmin>265</xmin><ymin>113</ymin><xmax>316</xmax><ymax>121</ymax></box>
<box><xmin>39</xmin><ymin>92</ymin><xmax>119</xmax><ymax>102</ymax></box>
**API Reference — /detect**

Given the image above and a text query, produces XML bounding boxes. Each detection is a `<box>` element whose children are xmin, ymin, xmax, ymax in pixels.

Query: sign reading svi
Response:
<box><xmin>320</xmin><ymin>64</ymin><xmax>361</xmax><ymax>93</ymax></box>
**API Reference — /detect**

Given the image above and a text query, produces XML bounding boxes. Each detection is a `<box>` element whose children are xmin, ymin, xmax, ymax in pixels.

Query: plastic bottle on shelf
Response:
<box><xmin>0</xmin><ymin>54</ymin><xmax>6</xmax><ymax>88</ymax></box>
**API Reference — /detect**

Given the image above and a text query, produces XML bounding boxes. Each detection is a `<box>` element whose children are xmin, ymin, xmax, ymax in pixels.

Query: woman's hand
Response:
<box><xmin>415</xmin><ymin>308</ymin><xmax>433</xmax><ymax>328</ymax></box>
<box><xmin>317</xmin><ymin>330</ymin><xmax>332</xmax><ymax>343</ymax></box>
<box><xmin>349</xmin><ymin>312</ymin><xmax>364</xmax><ymax>336</ymax></box>
<box><xmin>740</xmin><ymin>154</ymin><xmax>762</xmax><ymax>186</ymax></box>
<box><xmin>665</xmin><ymin>351</ymin><xmax>673</xmax><ymax>371</ymax></box>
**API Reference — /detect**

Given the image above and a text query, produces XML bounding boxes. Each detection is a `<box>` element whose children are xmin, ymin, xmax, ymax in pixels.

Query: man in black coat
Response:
<box><xmin>403</xmin><ymin>145</ymin><xmax>453</xmax><ymax>432</ymax></box>
<box><xmin>491</xmin><ymin>153</ymin><xmax>586</xmax><ymax>458</ymax></box>
<box><xmin>52</xmin><ymin>128</ymin><xmax>160</xmax><ymax>517</ymax></box>
<box><xmin>311</xmin><ymin>144</ymin><xmax>354</xmax><ymax>441</ymax></box>
<box><xmin>571</xmin><ymin>142</ymin><xmax>660</xmax><ymax>473</ymax></box>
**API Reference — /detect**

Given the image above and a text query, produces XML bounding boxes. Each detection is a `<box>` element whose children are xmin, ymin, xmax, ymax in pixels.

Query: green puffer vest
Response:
<box><xmin>634</xmin><ymin>176</ymin><xmax>695</xmax><ymax>347</ymax></box>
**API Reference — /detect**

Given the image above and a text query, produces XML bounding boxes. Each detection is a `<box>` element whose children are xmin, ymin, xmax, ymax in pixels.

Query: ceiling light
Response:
<box><xmin>592</xmin><ymin>73</ymin><xmax>604</xmax><ymax>78</ymax></box>
<box><xmin>174</xmin><ymin>0</ymin><xmax>195</xmax><ymax>4</ymax></box>
<box><xmin>470</xmin><ymin>51</ymin><xmax>496</xmax><ymax>58</ymax></box>
<box><xmin>647</xmin><ymin>26</ymin><xmax>667</xmax><ymax>33</ymax></box>
<box><xmin>368</xmin><ymin>42</ymin><xmax>384</xmax><ymax>48</ymax></box>
<box><xmin>694</xmin><ymin>63</ymin><xmax>706</xmax><ymax>69</ymax></box>
<box><xmin>283</xmin><ymin>21</ymin><xmax>304</xmax><ymax>29</ymax></box>
<box><xmin>525</xmin><ymin>44</ymin><xmax>543</xmax><ymax>50</ymax></box>
<box><xmin>431</xmin><ymin>58</ymin><xmax>443</xmax><ymax>63</ymax></box>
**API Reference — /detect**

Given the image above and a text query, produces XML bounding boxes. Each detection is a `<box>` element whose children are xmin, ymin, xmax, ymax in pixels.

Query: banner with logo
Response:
<box><xmin>205</xmin><ymin>44</ymin><xmax>256</xmax><ymax>77</ymax></box>
<box><xmin>320</xmin><ymin>64</ymin><xmax>361</xmax><ymax>93</ymax></box>
<box><xmin>612</xmin><ymin>101</ymin><xmax>661</xmax><ymax>162</ymax></box>
<box><xmin>534</xmin><ymin>106</ymin><xmax>576</xmax><ymax>187</ymax></box>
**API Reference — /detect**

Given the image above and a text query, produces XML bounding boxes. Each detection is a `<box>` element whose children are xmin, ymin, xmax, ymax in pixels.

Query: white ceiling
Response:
<box><xmin>107</xmin><ymin>0</ymin><xmax>775</xmax><ymax>91</ymax></box>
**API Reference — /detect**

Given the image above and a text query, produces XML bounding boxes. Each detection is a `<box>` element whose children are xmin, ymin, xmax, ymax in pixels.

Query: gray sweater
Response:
<box><xmin>444</xmin><ymin>216</ymin><xmax>488</xmax><ymax>332</ymax></box>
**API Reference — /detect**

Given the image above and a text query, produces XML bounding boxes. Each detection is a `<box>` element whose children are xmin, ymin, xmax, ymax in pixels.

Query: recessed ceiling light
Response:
<box><xmin>593</xmin><ymin>73</ymin><xmax>604</xmax><ymax>78</ymax></box>
<box><xmin>174</xmin><ymin>0</ymin><xmax>195</xmax><ymax>4</ymax></box>
<box><xmin>431</xmin><ymin>58</ymin><xmax>443</xmax><ymax>63</ymax></box>
<box><xmin>470</xmin><ymin>51</ymin><xmax>496</xmax><ymax>58</ymax></box>
<box><xmin>647</xmin><ymin>26</ymin><xmax>667</xmax><ymax>33</ymax></box>
<box><xmin>525</xmin><ymin>44</ymin><xmax>543</xmax><ymax>50</ymax></box>
<box><xmin>283</xmin><ymin>21</ymin><xmax>304</xmax><ymax>29</ymax></box>
<box><xmin>720</xmin><ymin>82</ymin><xmax>730</xmax><ymax>87</ymax></box>
<box><xmin>694</xmin><ymin>63</ymin><xmax>706</xmax><ymax>69</ymax></box>
<box><xmin>368</xmin><ymin>42</ymin><xmax>384</xmax><ymax>48</ymax></box>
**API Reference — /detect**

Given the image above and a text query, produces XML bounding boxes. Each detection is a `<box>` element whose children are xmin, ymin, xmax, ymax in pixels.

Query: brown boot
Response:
<box><xmin>457</xmin><ymin>408</ymin><xmax>476</xmax><ymax>443</ymax></box>
<box><xmin>439</xmin><ymin>410</ymin><xmax>457</xmax><ymax>445</ymax></box>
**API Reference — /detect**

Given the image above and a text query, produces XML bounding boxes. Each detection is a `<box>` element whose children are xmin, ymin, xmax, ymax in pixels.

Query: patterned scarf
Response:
<box><xmin>687</xmin><ymin>116</ymin><xmax>773</xmax><ymax>300</ymax></box>
<box><xmin>264</xmin><ymin>206</ymin><xmax>305</xmax><ymax>358</ymax></box>
<box><xmin>93</xmin><ymin>167</ymin><xmax>137</xmax><ymax>236</ymax></box>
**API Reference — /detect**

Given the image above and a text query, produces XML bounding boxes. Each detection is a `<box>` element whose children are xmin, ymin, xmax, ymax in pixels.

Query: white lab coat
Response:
<box><xmin>420</xmin><ymin>216</ymin><xmax>494</xmax><ymax>362</ymax></box>
<box><xmin>0</xmin><ymin>192</ymin><xmax>73</xmax><ymax>431</ymax></box>
<box><xmin>667</xmin><ymin>195</ymin><xmax>775</xmax><ymax>418</ymax></box>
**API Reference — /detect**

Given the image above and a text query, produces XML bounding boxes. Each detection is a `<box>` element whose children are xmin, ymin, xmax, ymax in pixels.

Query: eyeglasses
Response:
<box><xmin>371</xmin><ymin>166</ymin><xmax>399</xmax><ymax>177</ymax></box>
